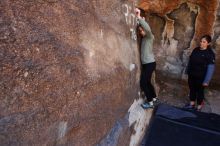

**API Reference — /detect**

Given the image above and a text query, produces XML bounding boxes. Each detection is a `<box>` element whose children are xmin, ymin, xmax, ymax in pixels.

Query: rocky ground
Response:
<box><xmin>157</xmin><ymin>74</ymin><xmax>220</xmax><ymax>114</ymax></box>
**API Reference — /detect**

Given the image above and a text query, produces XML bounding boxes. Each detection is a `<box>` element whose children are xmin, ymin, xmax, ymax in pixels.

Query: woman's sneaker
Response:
<box><xmin>197</xmin><ymin>102</ymin><xmax>204</xmax><ymax>112</ymax></box>
<box><xmin>141</xmin><ymin>102</ymin><xmax>154</xmax><ymax>109</ymax></box>
<box><xmin>183</xmin><ymin>103</ymin><xmax>196</xmax><ymax>110</ymax></box>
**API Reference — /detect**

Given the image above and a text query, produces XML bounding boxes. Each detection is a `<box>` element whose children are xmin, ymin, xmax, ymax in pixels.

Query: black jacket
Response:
<box><xmin>187</xmin><ymin>47</ymin><xmax>215</xmax><ymax>78</ymax></box>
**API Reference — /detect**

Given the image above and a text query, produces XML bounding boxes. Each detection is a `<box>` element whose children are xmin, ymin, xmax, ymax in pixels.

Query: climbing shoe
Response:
<box><xmin>153</xmin><ymin>97</ymin><xmax>159</xmax><ymax>105</ymax></box>
<box><xmin>141</xmin><ymin>102</ymin><xmax>154</xmax><ymax>109</ymax></box>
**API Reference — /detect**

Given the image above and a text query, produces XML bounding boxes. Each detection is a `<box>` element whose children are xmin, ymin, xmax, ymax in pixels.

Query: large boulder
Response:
<box><xmin>1</xmin><ymin>0</ymin><xmax>220</xmax><ymax>146</ymax></box>
<box><xmin>0</xmin><ymin>0</ymin><xmax>141</xmax><ymax>145</ymax></box>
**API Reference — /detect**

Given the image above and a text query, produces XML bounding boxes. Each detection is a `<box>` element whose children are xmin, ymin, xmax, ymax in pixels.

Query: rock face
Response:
<box><xmin>0</xmin><ymin>0</ymin><xmax>141</xmax><ymax>145</ymax></box>
<box><xmin>1</xmin><ymin>0</ymin><xmax>220</xmax><ymax>146</ymax></box>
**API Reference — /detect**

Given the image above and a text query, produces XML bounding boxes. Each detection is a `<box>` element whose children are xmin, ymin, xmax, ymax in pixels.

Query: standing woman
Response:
<box><xmin>135</xmin><ymin>8</ymin><xmax>158</xmax><ymax>109</ymax></box>
<box><xmin>185</xmin><ymin>35</ymin><xmax>215</xmax><ymax>111</ymax></box>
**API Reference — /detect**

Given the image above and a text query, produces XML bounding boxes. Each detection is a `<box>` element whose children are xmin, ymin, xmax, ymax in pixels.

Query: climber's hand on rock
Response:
<box><xmin>135</xmin><ymin>8</ymin><xmax>141</xmax><ymax>19</ymax></box>
<box><xmin>203</xmin><ymin>83</ymin><xmax>209</xmax><ymax>87</ymax></box>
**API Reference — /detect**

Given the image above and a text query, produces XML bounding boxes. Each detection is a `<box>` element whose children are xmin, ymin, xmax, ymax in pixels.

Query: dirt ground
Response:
<box><xmin>157</xmin><ymin>74</ymin><xmax>220</xmax><ymax>115</ymax></box>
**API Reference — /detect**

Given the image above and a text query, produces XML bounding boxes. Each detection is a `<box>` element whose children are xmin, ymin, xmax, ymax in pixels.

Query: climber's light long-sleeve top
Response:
<box><xmin>138</xmin><ymin>18</ymin><xmax>155</xmax><ymax>64</ymax></box>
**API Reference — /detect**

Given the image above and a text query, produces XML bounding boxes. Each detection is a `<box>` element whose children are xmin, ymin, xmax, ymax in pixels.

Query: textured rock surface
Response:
<box><xmin>0</xmin><ymin>0</ymin><xmax>140</xmax><ymax>145</ymax></box>
<box><xmin>1</xmin><ymin>0</ymin><xmax>220</xmax><ymax>146</ymax></box>
<box><xmin>213</xmin><ymin>1</ymin><xmax>220</xmax><ymax>86</ymax></box>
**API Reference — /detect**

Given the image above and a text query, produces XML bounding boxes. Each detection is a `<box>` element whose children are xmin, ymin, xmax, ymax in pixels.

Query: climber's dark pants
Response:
<box><xmin>188</xmin><ymin>75</ymin><xmax>205</xmax><ymax>105</ymax></box>
<box><xmin>140</xmin><ymin>62</ymin><xmax>157</xmax><ymax>102</ymax></box>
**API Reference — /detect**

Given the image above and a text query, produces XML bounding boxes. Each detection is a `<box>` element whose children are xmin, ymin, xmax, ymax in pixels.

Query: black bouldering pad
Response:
<box><xmin>142</xmin><ymin>104</ymin><xmax>220</xmax><ymax>146</ymax></box>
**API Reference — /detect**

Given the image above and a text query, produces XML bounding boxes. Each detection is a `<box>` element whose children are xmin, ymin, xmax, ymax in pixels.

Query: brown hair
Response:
<box><xmin>201</xmin><ymin>35</ymin><xmax>212</xmax><ymax>43</ymax></box>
